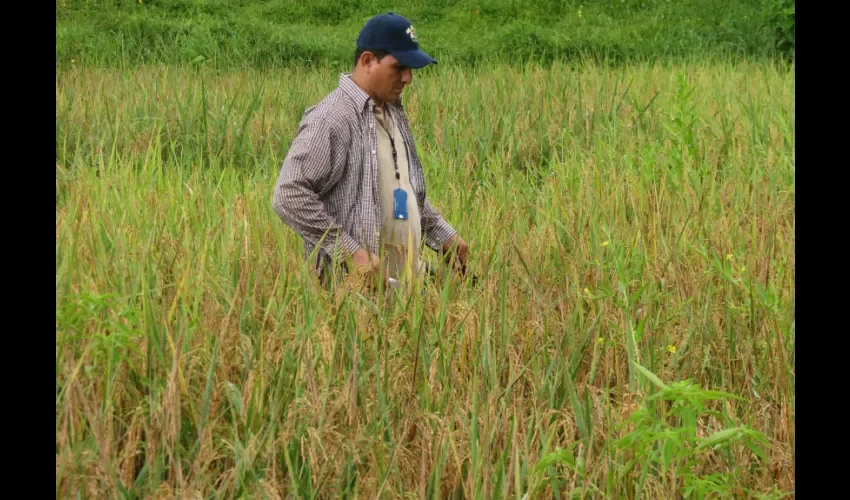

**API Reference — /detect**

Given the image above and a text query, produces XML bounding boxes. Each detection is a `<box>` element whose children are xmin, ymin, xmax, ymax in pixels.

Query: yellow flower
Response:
<box><xmin>71</xmin><ymin>58</ymin><xmax>77</xmax><ymax>64</ymax></box>
<box><xmin>597</xmin><ymin>337</ymin><xmax>605</xmax><ymax>344</ymax></box>
<box><xmin>726</xmin><ymin>254</ymin><xmax>733</xmax><ymax>261</ymax></box>
<box><xmin>667</xmin><ymin>344</ymin><xmax>677</xmax><ymax>354</ymax></box>
<box><xmin>584</xmin><ymin>287</ymin><xmax>591</xmax><ymax>296</ymax></box>
<box><xmin>601</xmin><ymin>240</ymin><xmax>610</xmax><ymax>247</ymax></box>
<box><xmin>740</xmin><ymin>266</ymin><xmax>746</xmax><ymax>273</ymax></box>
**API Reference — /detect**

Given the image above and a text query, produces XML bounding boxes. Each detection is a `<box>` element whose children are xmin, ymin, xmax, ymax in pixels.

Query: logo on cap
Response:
<box><xmin>406</xmin><ymin>25</ymin><xmax>417</xmax><ymax>42</ymax></box>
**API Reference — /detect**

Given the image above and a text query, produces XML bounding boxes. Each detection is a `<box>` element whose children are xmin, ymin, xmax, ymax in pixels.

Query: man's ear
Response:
<box><xmin>359</xmin><ymin>51</ymin><xmax>375</xmax><ymax>69</ymax></box>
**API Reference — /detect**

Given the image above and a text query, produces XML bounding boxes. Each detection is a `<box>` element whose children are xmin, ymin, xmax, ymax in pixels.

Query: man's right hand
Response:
<box><xmin>351</xmin><ymin>248</ymin><xmax>388</xmax><ymax>288</ymax></box>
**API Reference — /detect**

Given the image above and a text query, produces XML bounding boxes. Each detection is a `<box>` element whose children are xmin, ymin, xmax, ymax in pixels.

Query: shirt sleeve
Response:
<box><xmin>272</xmin><ymin>109</ymin><xmax>361</xmax><ymax>262</ymax></box>
<box><xmin>421</xmin><ymin>198</ymin><xmax>457</xmax><ymax>252</ymax></box>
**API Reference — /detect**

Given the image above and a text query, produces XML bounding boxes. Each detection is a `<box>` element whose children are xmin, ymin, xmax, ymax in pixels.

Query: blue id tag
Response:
<box><xmin>393</xmin><ymin>189</ymin><xmax>408</xmax><ymax>220</ymax></box>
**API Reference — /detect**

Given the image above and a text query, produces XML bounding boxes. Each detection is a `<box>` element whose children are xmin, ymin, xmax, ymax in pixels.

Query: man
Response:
<box><xmin>272</xmin><ymin>12</ymin><xmax>469</xmax><ymax>288</ymax></box>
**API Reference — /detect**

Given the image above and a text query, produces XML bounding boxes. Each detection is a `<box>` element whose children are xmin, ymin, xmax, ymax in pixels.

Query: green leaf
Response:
<box><xmin>618</xmin><ymin>458</ymin><xmax>638</xmax><ymax>481</ymax></box>
<box><xmin>698</xmin><ymin>389</ymin><xmax>746</xmax><ymax>401</ymax></box>
<box><xmin>226</xmin><ymin>381</ymin><xmax>243</xmax><ymax>416</ymax></box>
<box><xmin>634</xmin><ymin>315</ymin><xmax>649</xmax><ymax>343</ymax></box>
<box><xmin>743</xmin><ymin>439</ymin><xmax>768</xmax><ymax>462</ymax></box>
<box><xmin>534</xmin><ymin>447</ymin><xmax>576</xmax><ymax>472</ymax></box>
<box><xmin>565</xmin><ymin>374</ymin><xmax>590</xmax><ymax>444</ymax></box>
<box><xmin>131</xmin><ymin>462</ymin><xmax>149</xmax><ymax>495</ymax></box>
<box><xmin>698</xmin><ymin>427</ymin><xmax>742</xmax><ymax>450</ymax></box>
<box><xmin>632</xmin><ymin>362</ymin><xmax>669</xmax><ymax>390</ymax></box>
<box><xmin>661</xmin><ymin>438</ymin><xmax>678</xmax><ymax>466</ymax></box>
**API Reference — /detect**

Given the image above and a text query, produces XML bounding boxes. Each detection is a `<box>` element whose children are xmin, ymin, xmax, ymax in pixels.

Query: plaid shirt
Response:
<box><xmin>272</xmin><ymin>74</ymin><xmax>456</xmax><ymax>274</ymax></box>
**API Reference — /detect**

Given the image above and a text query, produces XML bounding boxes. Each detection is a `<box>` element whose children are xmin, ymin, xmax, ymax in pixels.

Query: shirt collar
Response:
<box><xmin>339</xmin><ymin>73</ymin><xmax>405</xmax><ymax>113</ymax></box>
<box><xmin>338</xmin><ymin>73</ymin><xmax>371</xmax><ymax>111</ymax></box>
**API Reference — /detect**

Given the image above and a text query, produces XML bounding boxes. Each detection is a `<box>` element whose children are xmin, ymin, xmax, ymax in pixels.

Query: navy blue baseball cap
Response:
<box><xmin>356</xmin><ymin>12</ymin><xmax>437</xmax><ymax>69</ymax></box>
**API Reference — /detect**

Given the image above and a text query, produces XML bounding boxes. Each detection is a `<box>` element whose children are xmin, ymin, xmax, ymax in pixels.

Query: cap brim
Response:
<box><xmin>392</xmin><ymin>49</ymin><xmax>437</xmax><ymax>69</ymax></box>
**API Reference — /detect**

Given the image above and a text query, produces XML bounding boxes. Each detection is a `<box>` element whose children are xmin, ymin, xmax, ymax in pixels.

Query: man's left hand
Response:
<box><xmin>442</xmin><ymin>234</ymin><xmax>469</xmax><ymax>274</ymax></box>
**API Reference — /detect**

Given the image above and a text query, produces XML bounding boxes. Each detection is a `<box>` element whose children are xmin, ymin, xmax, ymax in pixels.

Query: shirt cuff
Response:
<box><xmin>425</xmin><ymin>220</ymin><xmax>457</xmax><ymax>252</ymax></box>
<box><xmin>321</xmin><ymin>230</ymin><xmax>362</xmax><ymax>264</ymax></box>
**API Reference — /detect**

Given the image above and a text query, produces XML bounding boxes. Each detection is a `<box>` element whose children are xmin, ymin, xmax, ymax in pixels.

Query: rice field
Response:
<box><xmin>55</xmin><ymin>60</ymin><xmax>794</xmax><ymax>498</ymax></box>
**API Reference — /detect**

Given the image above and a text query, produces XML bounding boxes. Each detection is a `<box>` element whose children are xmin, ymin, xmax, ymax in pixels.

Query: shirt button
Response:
<box><xmin>371</xmin><ymin>150</ymin><xmax>376</xmax><ymax>155</ymax></box>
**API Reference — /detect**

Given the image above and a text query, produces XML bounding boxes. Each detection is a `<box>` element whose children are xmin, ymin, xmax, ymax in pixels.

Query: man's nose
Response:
<box><xmin>401</xmin><ymin>68</ymin><xmax>413</xmax><ymax>84</ymax></box>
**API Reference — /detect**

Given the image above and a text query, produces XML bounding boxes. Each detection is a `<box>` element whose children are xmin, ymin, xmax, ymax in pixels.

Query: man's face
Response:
<box><xmin>363</xmin><ymin>53</ymin><xmax>413</xmax><ymax>104</ymax></box>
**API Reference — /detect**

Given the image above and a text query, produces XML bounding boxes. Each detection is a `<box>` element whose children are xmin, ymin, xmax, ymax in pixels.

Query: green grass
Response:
<box><xmin>56</xmin><ymin>0</ymin><xmax>794</xmax><ymax>68</ymax></box>
<box><xmin>56</xmin><ymin>59</ymin><xmax>794</xmax><ymax>497</ymax></box>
